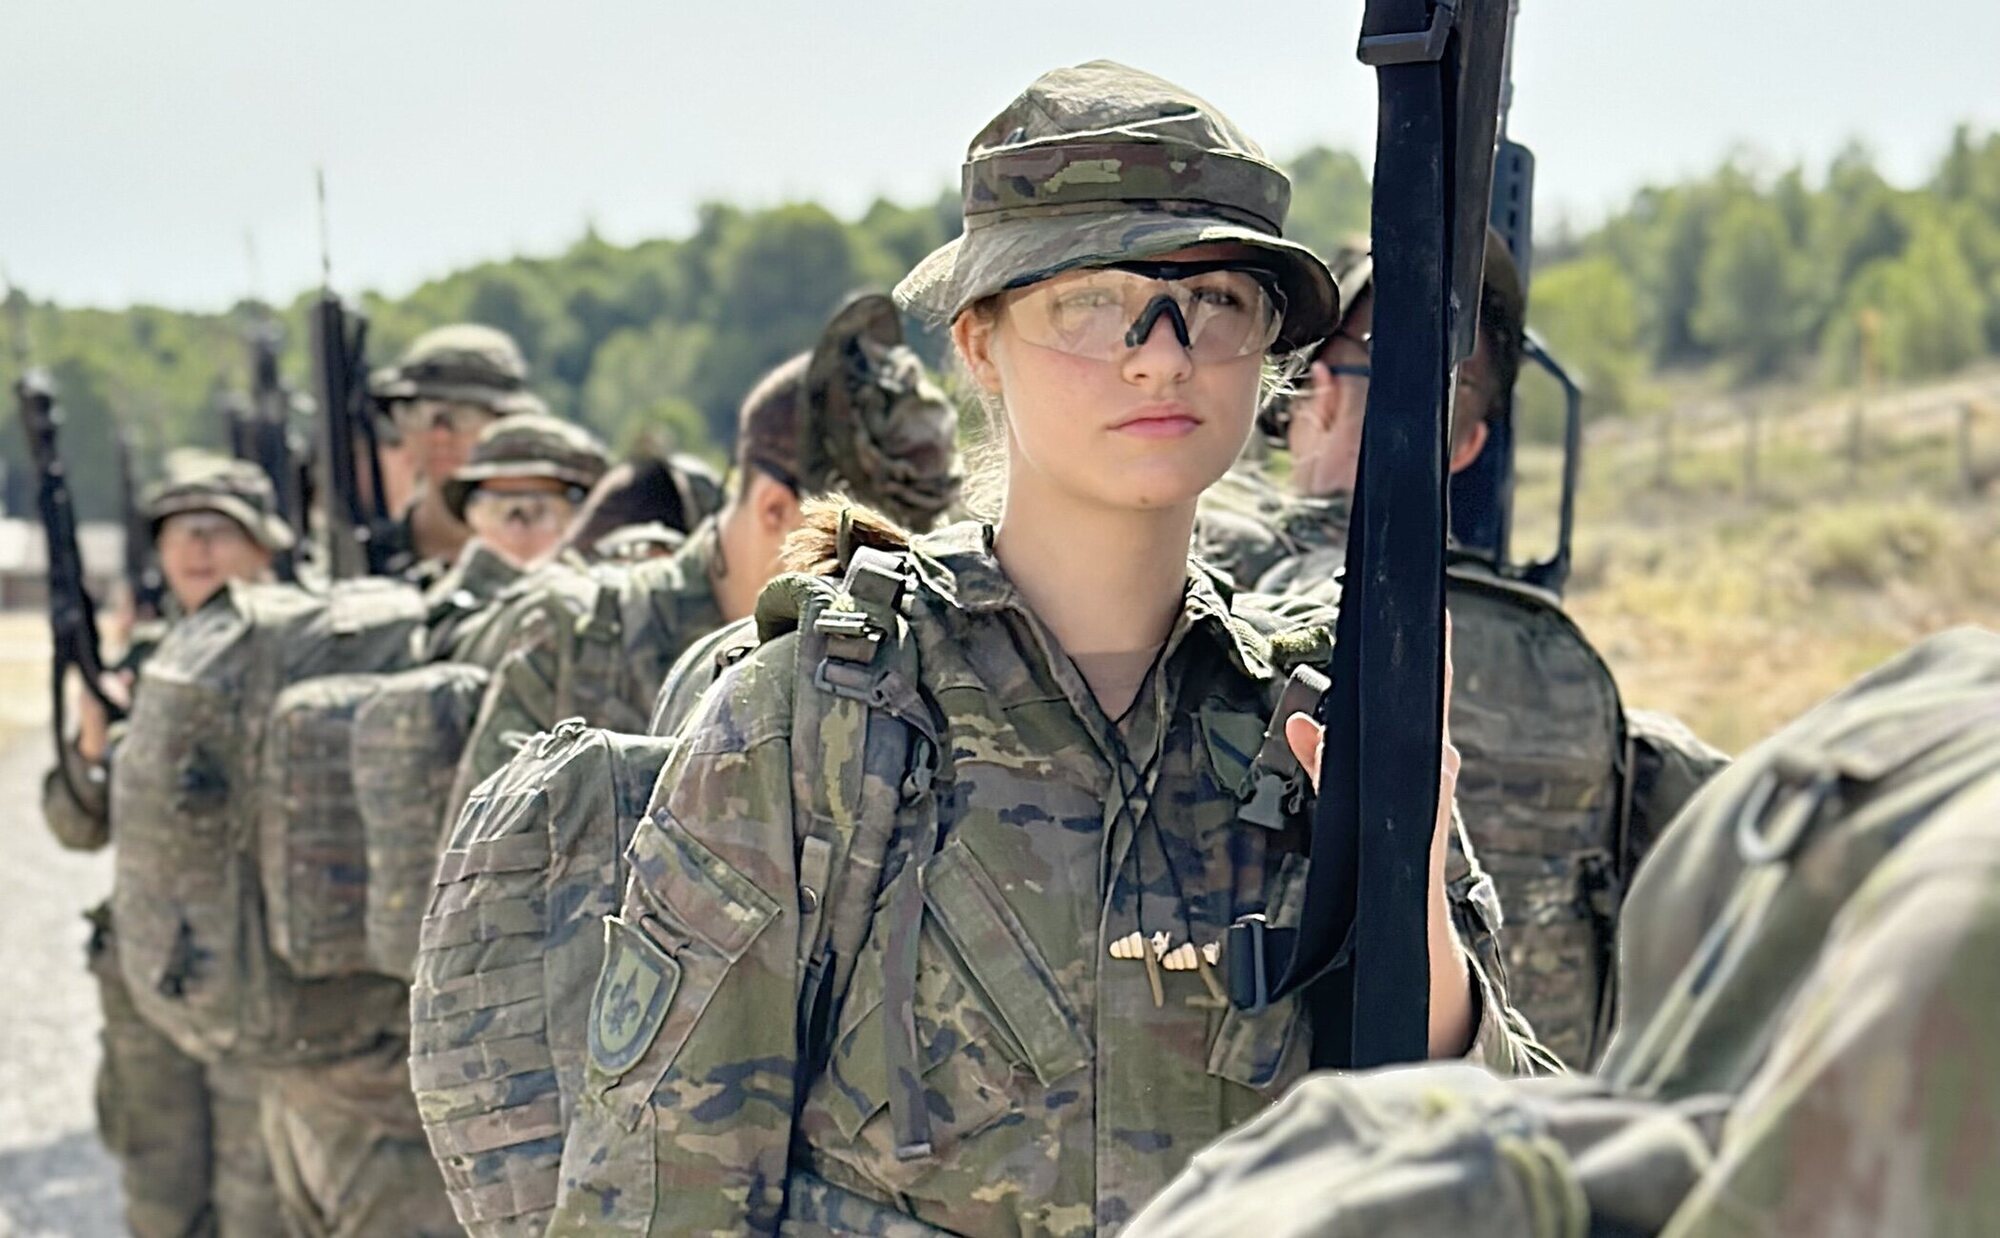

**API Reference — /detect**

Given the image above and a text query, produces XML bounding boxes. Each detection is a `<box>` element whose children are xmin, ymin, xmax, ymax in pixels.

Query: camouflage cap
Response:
<box><xmin>368</xmin><ymin>323</ymin><xmax>546</xmax><ymax>415</ymax></box>
<box><xmin>895</xmin><ymin>60</ymin><xmax>1339</xmax><ymax>353</ymax></box>
<box><xmin>142</xmin><ymin>449</ymin><xmax>295</xmax><ymax>552</ymax></box>
<box><xmin>442</xmin><ymin>413</ymin><xmax>611</xmax><ymax>520</ymax></box>
<box><xmin>799</xmin><ymin>292</ymin><xmax>962</xmax><ymax>528</ymax></box>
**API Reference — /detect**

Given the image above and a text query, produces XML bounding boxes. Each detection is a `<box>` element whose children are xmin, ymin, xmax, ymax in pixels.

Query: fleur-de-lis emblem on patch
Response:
<box><xmin>589</xmin><ymin>916</ymin><xmax>681</xmax><ymax>1077</ymax></box>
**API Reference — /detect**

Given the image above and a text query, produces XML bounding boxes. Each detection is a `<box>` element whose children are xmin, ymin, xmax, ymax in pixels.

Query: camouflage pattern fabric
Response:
<box><xmin>110</xmin><ymin>578</ymin><xmax>425</xmax><ymax>1065</ymax></box>
<box><xmin>351</xmin><ymin>661</ymin><xmax>492</xmax><ymax>980</ymax></box>
<box><xmin>1249</xmin><ymin>552</ymin><xmax>1725</xmax><ymax>1068</ymax></box>
<box><xmin>1129</xmin><ymin>626</ymin><xmax>2000</xmax><ymax>1236</ymax></box>
<box><xmin>259</xmin><ymin>1040</ymin><xmax>461</xmax><ymax>1238</ymax></box>
<box><xmin>894</xmin><ymin>61</ymin><xmax>1339</xmax><ymax>352</ymax></box>
<box><xmin>445</xmin><ymin>514</ymin><xmax>725</xmax><ymax>813</ymax></box>
<box><xmin>441</xmin><ymin>413</ymin><xmax>610</xmax><ymax>521</ymax></box>
<box><xmin>410</xmin><ymin>723</ymin><xmax>678</xmax><ymax>1236</ymax></box>
<box><xmin>546</xmin><ymin>522</ymin><xmax>1538</xmax><ymax>1236</ymax></box>
<box><xmin>89</xmin><ymin>905</ymin><xmax>284</xmax><ymax>1238</ymax></box>
<box><xmin>40</xmin><ymin>629</ymin><xmax>282</xmax><ymax>1237</ymax></box>
<box><xmin>1191</xmin><ymin>466</ymin><xmax>1350</xmax><ymax>592</ymax></box>
<box><xmin>647</xmin><ymin>613</ymin><xmax>759</xmax><ymax>738</ymax></box>
<box><xmin>420</xmin><ymin>539</ymin><xmax>526</xmax><ymax>663</ymax></box>
<box><xmin>368</xmin><ymin>323</ymin><xmax>546</xmax><ymax>417</ymax></box>
<box><xmin>144</xmin><ymin>449</ymin><xmax>297</xmax><ymax>554</ymax></box>
<box><xmin>798</xmin><ymin>292</ymin><xmax>963</xmax><ymax>528</ymax></box>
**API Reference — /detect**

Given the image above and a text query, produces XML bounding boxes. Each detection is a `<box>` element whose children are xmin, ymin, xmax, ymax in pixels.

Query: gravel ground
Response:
<box><xmin>0</xmin><ymin>617</ymin><xmax>122</xmax><ymax>1238</ymax></box>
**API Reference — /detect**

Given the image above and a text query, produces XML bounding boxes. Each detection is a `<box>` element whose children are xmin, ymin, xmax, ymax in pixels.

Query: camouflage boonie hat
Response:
<box><xmin>1317</xmin><ymin>226</ymin><xmax>1521</xmax><ymax>340</ymax></box>
<box><xmin>143</xmin><ymin>449</ymin><xmax>295</xmax><ymax>552</ymax></box>
<box><xmin>442</xmin><ymin>414</ymin><xmax>611</xmax><ymax>520</ymax></box>
<box><xmin>800</xmin><ymin>293</ymin><xmax>962</xmax><ymax>528</ymax></box>
<box><xmin>895</xmin><ymin>60</ymin><xmax>1339</xmax><ymax>353</ymax></box>
<box><xmin>368</xmin><ymin>323</ymin><xmax>546</xmax><ymax>415</ymax></box>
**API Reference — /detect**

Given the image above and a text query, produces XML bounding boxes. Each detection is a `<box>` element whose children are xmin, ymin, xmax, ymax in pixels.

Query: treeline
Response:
<box><xmin>1528</xmin><ymin>124</ymin><xmax>2000</xmax><ymax>432</ymax></box>
<box><xmin>7</xmin><ymin>128</ymin><xmax>2000</xmax><ymax>519</ymax></box>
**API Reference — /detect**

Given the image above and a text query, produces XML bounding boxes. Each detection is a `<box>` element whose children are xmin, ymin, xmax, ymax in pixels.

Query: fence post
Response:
<box><xmin>1655</xmin><ymin>405</ymin><xmax>1675</xmax><ymax>489</ymax></box>
<box><xmin>1743</xmin><ymin>401</ymin><xmax>1760</xmax><ymax>499</ymax></box>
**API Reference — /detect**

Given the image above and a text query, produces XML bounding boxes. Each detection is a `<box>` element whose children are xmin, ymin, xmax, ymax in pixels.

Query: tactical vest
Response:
<box><xmin>110</xmin><ymin>579</ymin><xmax>427</xmax><ymax>1065</ymax></box>
<box><xmin>1445</xmin><ymin>562</ymin><xmax>1627</xmax><ymax>1068</ymax></box>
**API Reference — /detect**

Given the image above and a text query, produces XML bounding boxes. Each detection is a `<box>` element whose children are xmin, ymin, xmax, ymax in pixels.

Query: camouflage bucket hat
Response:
<box><xmin>894</xmin><ymin>60</ymin><xmax>1339</xmax><ymax>354</ymax></box>
<box><xmin>800</xmin><ymin>292</ymin><xmax>963</xmax><ymax>529</ymax></box>
<box><xmin>368</xmin><ymin>323</ymin><xmax>546</xmax><ymax>415</ymax></box>
<box><xmin>143</xmin><ymin>449</ymin><xmax>295</xmax><ymax>552</ymax></box>
<box><xmin>443</xmin><ymin>413</ymin><xmax>611</xmax><ymax>520</ymax></box>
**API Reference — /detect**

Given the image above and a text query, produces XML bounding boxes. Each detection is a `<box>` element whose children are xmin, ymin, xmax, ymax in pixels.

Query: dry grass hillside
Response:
<box><xmin>1517</xmin><ymin>366</ymin><xmax>2000</xmax><ymax>753</ymax></box>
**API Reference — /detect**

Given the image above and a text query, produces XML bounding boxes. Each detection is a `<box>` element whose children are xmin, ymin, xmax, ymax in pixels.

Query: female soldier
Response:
<box><xmin>548</xmin><ymin>61</ymin><xmax>1541</xmax><ymax>1237</ymax></box>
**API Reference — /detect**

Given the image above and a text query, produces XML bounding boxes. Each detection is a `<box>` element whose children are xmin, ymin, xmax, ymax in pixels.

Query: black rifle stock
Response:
<box><xmin>246</xmin><ymin>319</ymin><xmax>304</xmax><ymax>581</ymax></box>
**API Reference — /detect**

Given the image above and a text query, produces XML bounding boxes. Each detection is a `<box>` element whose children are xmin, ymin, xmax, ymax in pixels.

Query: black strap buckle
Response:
<box><xmin>1357</xmin><ymin>0</ymin><xmax>1457</xmax><ymax>66</ymax></box>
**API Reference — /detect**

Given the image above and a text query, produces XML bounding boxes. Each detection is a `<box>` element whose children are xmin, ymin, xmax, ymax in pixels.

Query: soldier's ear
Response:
<box><xmin>951</xmin><ymin>306</ymin><xmax>1004</xmax><ymax>395</ymax></box>
<box><xmin>1448</xmin><ymin>420</ymin><xmax>1490</xmax><ymax>475</ymax></box>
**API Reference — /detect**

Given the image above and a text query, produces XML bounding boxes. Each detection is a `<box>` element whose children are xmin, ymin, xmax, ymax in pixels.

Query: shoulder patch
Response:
<box><xmin>588</xmin><ymin>915</ymin><xmax>681</xmax><ymax>1078</ymax></box>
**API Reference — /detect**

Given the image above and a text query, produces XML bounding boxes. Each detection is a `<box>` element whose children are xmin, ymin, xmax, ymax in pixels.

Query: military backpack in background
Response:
<box><xmin>411</xmin><ymin>724</ymin><xmax>677</xmax><ymax>1237</ymax></box>
<box><xmin>353</xmin><ymin>661</ymin><xmax>492</xmax><ymax>978</ymax></box>
<box><xmin>110</xmin><ymin>578</ymin><xmax>426</xmax><ymax>1065</ymax></box>
<box><xmin>1445</xmin><ymin>562</ymin><xmax>1628</xmax><ymax>1067</ymax></box>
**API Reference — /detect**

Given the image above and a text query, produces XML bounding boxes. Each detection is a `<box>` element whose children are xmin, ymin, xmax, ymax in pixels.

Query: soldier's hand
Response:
<box><xmin>73</xmin><ymin>671</ymin><xmax>131</xmax><ymax>764</ymax></box>
<box><xmin>1284</xmin><ymin>612</ymin><xmax>1459</xmax><ymax>864</ymax></box>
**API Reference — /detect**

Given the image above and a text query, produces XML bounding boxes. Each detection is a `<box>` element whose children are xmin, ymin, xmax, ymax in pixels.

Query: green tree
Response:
<box><xmin>1523</xmin><ymin>256</ymin><xmax>1644</xmax><ymax>430</ymax></box>
<box><xmin>1692</xmin><ymin>194</ymin><xmax>1815</xmax><ymax>380</ymax></box>
<box><xmin>1821</xmin><ymin>216</ymin><xmax>1984</xmax><ymax>385</ymax></box>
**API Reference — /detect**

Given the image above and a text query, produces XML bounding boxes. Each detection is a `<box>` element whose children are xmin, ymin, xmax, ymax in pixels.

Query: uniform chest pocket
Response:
<box><xmin>806</xmin><ymin>836</ymin><xmax>1088</xmax><ymax>1190</ymax></box>
<box><xmin>584</xmin><ymin>808</ymin><xmax>780</xmax><ymax>1132</ymax></box>
<box><xmin>1206</xmin><ymin>851</ymin><xmax>1309</xmax><ymax>1115</ymax></box>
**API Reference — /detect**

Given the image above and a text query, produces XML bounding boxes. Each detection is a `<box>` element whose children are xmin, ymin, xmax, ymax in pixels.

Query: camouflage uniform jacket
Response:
<box><xmin>419</xmin><ymin>539</ymin><xmax>525</xmax><ymax>664</ymax></box>
<box><xmin>451</xmin><ymin>517</ymin><xmax>725</xmax><ymax>803</ymax></box>
<box><xmin>548</xmin><ymin>521</ymin><xmax>1540</xmax><ymax>1237</ymax></box>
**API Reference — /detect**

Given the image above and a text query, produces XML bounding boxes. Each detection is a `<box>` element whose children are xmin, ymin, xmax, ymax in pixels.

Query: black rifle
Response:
<box><xmin>114</xmin><ymin>423</ymin><xmax>165</xmax><ymax>623</ymax></box>
<box><xmin>1449</xmin><ymin>0</ymin><xmax>1583</xmax><ymax>596</ymax></box>
<box><xmin>1227</xmin><ymin>0</ymin><xmax>1509</xmax><ymax>1069</ymax></box>
<box><xmin>310</xmin><ymin>291</ymin><xmax>391</xmax><ymax>579</ymax></box>
<box><xmin>246</xmin><ymin>318</ymin><xmax>305</xmax><ymax>581</ymax></box>
<box><xmin>17</xmin><ymin>372</ymin><xmax>124</xmax><ymax>804</ymax></box>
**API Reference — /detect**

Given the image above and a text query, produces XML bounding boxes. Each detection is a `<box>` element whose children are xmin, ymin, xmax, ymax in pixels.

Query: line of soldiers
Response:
<box><xmin>29</xmin><ymin>55</ymin><xmax>1994</xmax><ymax>1238</ymax></box>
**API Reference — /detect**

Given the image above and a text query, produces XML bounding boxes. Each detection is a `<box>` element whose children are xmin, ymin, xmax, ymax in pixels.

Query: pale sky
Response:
<box><xmin>4</xmin><ymin>0</ymin><xmax>1996</xmax><ymax>311</ymax></box>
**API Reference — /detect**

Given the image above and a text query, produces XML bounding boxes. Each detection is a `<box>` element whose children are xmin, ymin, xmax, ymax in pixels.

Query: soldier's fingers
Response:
<box><xmin>1285</xmin><ymin>712</ymin><xmax>1324</xmax><ymax>791</ymax></box>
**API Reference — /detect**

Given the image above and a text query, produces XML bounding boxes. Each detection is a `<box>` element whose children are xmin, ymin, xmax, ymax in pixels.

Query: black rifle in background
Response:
<box><xmin>114</xmin><ymin>423</ymin><xmax>165</xmax><ymax>623</ymax></box>
<box><xmin>246</xmin><ymin>317</ymin><xmax>307</xmax><ymax>580</ymax></box>
<box><xmin>17</xmin><ymin>371</ymin><xmax>125</xmax><ymax>802</ymax></box>
<box><xmin>309</xmin><ymin>172</ymin><xmax>394</xmax><ymax>580</ymax></box>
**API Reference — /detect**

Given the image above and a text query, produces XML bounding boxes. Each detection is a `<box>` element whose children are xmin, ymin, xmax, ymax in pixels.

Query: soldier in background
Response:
<box><xmin>41</xmin><ymin>453</ymin><xmax>291</xmax><ymax>1238</ymax></box>
<box><xmin>444</xmin><ymin>291</ymin><xmax>961</xmax><ymax>801</ymax></box>
<box><xmin>366</xmin><ymin>323</ymin><xmax>548</xmax><ymax>581</ymax></box>
<box><xmin>422</xmin><ymin>413</ymin><xmax>610</xmax><ymax>660</ymax></box>
<box><xmin>556</xmin><ymin>450</ymin><xmax>726</xmax><ymax>563</ymax></box>
<box><xmin>1214</xmin><ymin>236</ymin><xmax>1728</xmax><ymax>1067</ymax></box>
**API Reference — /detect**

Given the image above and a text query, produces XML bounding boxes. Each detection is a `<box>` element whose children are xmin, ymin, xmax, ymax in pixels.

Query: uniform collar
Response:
<box><xmin>909</xmin><ymin>520</ymin><xmax>1276</xmax><ymax>684</ymax></box>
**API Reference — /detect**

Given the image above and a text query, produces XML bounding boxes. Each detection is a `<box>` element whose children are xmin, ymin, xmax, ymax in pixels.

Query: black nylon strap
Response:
<box><xmin>1231</xmin><ymin>0</ymin><xmax>1509</xmax><ymax>1072</ymax></box>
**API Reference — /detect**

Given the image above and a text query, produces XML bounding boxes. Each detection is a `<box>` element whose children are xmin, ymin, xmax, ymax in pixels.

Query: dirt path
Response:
<box><xmin>0</xmin><ymin>615</ymin><xmax>122</xmax><ymax>1237</ymax></box>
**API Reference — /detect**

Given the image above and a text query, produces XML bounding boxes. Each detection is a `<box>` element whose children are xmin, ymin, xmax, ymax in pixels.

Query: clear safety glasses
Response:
<box><xmin>463</xmin><ymin>489</ymin><xmax>576</xmax><ymax>531</ymax></box>
<box><xmin>1003</xmin><ymin>260</ymin><xmax>1287</xmax><ymax>363</ymax></box>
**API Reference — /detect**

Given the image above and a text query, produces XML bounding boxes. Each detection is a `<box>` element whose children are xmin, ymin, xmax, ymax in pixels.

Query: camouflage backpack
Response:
<box><xmin>110</xmin><ymin>578</ymin><xmax>427</xmax><ymax>1064</ymax></box>
<box><xmin>411</xmin><ymin>547</ymin><xmax>935</xmax><ymax>1235</ymax></box>
<box><xmin>1445</xmin><ymin>562</ymin><xmax>1629</xmax><ymax>1067</ymax></box>
<box><xmin>1130</xmin><ymin>626</ymin><xmax>2000</xmax><ymax>1237</ymax></box>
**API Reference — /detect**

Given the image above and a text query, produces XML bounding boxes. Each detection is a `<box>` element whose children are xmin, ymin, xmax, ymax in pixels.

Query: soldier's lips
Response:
<box><xmin>1112</xmin><ymin>404</ymin><xmax>1202</xmax><ymax>439</ymax></box>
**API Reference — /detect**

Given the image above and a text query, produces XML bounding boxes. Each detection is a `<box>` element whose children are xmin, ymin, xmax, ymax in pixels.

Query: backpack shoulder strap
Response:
<box><xmin>781</xmin><ymin>545</ymin><xmax>945</xmax><ymax>1162</ymax></box>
